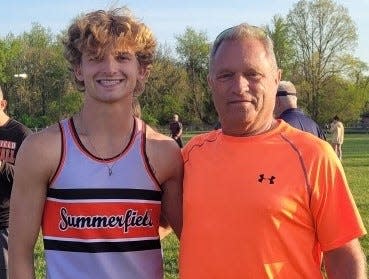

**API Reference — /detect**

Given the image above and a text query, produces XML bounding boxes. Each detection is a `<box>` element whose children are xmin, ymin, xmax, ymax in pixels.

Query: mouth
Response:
<box><xmin>228</xmin><ymin>99</ymin><xmax>252</xmax><ymax>104</ymax></box>
<box><xmin>96</xmin><ymin>79</ymin><xmax>123</xmax><ymax>87</ymax></box>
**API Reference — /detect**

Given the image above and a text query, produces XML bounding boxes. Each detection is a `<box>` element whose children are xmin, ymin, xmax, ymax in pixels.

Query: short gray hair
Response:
<box><xmin>209</xmin><ymin>23</ymin><xmax>277</xmax><ymax>71</ymax></box>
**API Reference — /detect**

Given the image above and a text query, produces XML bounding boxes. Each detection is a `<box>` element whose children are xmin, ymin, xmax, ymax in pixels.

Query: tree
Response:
<box><xmin>265</xmin><ymin>15</ymin><xmax>296</xmax><ymax>80</ymax></box>
<box><xmin>142</xmin><ymin>44</ymin><xmax>189</xmax><ymax>126</ymax></box>
<box><xmin>1</xmin><ymin>24</ymin><xmax>71</xmax><ymax>127</ymax></box>
<box><xmin>175</xmin><ymin>27</ymin><xmax>216</xmax><ymax>126</ymax></box>
<box><xmin>318</xmin><ymin>76</ymin><xmax>366</xmax><ymax>125</ymax></box>
<box><xmin>287</xmin><ymin>0</ymin><xmax>358</xmax><ymax>119</ymax></box>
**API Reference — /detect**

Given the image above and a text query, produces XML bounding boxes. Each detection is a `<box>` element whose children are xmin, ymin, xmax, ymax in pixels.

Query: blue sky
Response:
<box><xmin>1</xmin><ymin>0</ymin><xmax>369</xmax><ymax>65</ymax></box>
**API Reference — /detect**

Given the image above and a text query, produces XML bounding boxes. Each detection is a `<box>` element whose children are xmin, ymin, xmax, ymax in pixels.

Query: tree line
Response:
<box><xmin>1</xmin><ymin>0</ymin><xmax>368</xmax><ymax>130</ymax></box>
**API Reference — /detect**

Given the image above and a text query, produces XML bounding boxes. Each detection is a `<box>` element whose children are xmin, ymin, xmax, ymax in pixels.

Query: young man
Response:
<box><xmin>9</xmin><ymin>8</ymin><xmax>182</xmax><ymax>279</ymax></box>
<box><xmin>180</xmin><ymin>23</ymin><xmax>366</xmax><ymax>278</ymax></box>
<box><xmin>274</xmin><ymin>80</ymin><xmax>326</xmax><ymax>140</ymax></box>
<box><xmin>0</xmin><ymin>86</ymin><xmax>31</xmax><ymax>279</ymax></box>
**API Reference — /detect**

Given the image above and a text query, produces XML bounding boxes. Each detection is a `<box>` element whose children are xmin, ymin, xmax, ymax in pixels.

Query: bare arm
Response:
<box><xmin>160</xmin><ymin>148</ymin><xmax>183</xmax><ymax>238</ymax></box>
<box><xmin>158</xmin><ymin>214</ymin><xmax>173</xmax><ymax>240</ymax></box>
<box><xmin>146</xmin><ymin>127</ymin><xmax>183</xmax><ymax>239</ymax></box>
<box><xmin>9</xmin><ymin>128</ymin><xmax>59</xmax><ymax>279</ymax></box>
<box><xmin>323</xmin><ymin>239</ymin><xmax>367</xmax><ymax>279</ymax></box>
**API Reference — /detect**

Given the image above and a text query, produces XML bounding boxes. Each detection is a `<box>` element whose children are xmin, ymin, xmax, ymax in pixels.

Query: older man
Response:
<box><xmin>180</xmin><ymin>23</ymin><xmax>366</xmax><ymax>278</ymax></box>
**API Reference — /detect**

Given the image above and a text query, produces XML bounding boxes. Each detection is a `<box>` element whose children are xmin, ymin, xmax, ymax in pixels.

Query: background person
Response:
<box><xmin>9</xmin><ymin>8</ymin><xmax>183</xmax><ymax>279</ymax></box>
<box><xmin>330</xmin><ymin>115</ymin><xmax>345</xmax><ymax>160</ymax></box>
<box><xmin>274</xmin><ymin>80</ymin><xmax>326</xmax><ymax>140</ymax></box>
<box><xmin>180</xmin><ymin>23</ymin><xmax>366</xmax><ymax>279</ymax></box>
<box><xmin>0</xmin><ymin>86</ymin><xmax>31</xmax><ymax>279</ymax></box>
<box><xmin>169</xmin><ymin>113</ymin><xmax>183</xmax><ymax>148</ymax></box>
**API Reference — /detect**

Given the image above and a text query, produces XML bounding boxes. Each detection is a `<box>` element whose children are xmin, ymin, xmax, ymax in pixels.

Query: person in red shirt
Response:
<box><xmin>180</xmin><ymin>23</ymin><xmax>366</xmax><ymax>279</ymax></box>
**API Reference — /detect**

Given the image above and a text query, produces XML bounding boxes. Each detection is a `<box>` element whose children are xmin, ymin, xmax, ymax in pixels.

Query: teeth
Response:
<box><xmin>99</xmin><ymin>80</ymin><xmax>121</xmax><ymax>86</ymax></box>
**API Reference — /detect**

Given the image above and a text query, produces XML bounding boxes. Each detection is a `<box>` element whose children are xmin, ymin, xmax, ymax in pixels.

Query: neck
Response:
<box><xmin>223</xmin><ymin>119</ymin><xmax>277</xmax><ymax>137</ymax></box>
<box><xmin>80</xmin><ymin>102</ymin><xmax>133</xmax><ymax>134</ymax></box>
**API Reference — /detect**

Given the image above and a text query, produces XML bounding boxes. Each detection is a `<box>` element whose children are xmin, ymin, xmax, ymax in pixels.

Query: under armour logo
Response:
<box><xmin>258</xmin><ymin>174</ymin><xmax>276</xmax><ymax>184</ymax></box>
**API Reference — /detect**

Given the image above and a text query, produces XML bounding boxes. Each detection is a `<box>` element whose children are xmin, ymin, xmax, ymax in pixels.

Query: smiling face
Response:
<box><xmin>74</xmin><ymin>47</ymin><xmax>145</xmax><ymax>104</ymax></box>
<box><xmin>208</xmin><ymin>38</ymin><xmax>281</xmax><ymax>136</ymax></box>
<box><xmin>64</xmin><ymin>8</ymin><xmax>156</xmax><ymax>97</ymax></box>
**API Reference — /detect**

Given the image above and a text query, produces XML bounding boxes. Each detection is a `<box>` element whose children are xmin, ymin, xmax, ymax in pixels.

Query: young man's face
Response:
<box><xmin>75</xmin><ymin>46</ymin><xmax>145</xmax><ymax>104</ymax></box>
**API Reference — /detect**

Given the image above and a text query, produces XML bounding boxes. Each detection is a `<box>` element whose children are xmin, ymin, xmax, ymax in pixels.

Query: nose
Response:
<box><xmin>232</xmin><ymin>73</ymin><xmax>249</xmax><ymax>95</ymax></box>
<box><xmin>101</xmin><ymin>54</ymin><xmax>119</xmax><ymax>74</ymax></box>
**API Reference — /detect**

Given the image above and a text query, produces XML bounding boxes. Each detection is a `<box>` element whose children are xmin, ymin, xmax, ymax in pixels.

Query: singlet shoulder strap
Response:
<box><xmin>137</xmin><ymin>118</ymin><xmax>161</xmax><ymax>188</ymax></box>
<box><xmin>48</xmin><ymin>118</ymin><xmax>69</xmax><ymax>186</ymax></box>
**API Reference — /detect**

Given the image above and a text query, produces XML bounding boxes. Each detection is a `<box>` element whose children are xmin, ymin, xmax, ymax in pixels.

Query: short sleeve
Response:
<box><xmin>309</xmin><ymin>145</ymin><xmax>366</xmax><ymax>251</ymax></box>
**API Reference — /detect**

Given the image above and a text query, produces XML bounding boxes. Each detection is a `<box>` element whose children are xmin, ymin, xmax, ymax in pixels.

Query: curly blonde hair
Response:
<box><xmin>63</xmin><ymin>7</ymin><xmax>156</xmax><ymax>95</ymax></box>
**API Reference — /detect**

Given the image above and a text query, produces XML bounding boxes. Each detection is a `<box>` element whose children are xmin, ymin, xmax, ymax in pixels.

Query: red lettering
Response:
<box><xmin>0</xmin><ymin>140</ymin><xmax>16</xmax><ymax>149</ymax></box>
<box><xmin>0</xmin><ymin>148</ymin><xmax>16</xmax><ymax>163</ymax></box>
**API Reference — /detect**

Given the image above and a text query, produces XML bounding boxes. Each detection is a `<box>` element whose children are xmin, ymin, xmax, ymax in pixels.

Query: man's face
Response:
<box><xmin>75</xmin><ymin>46</ymin><xmax>145</xmax><ymax>104</ymax></box>
<box><xmin>0</xmin><ymin>95</ymin><xmax>6</xmax><ymax>112</ymax></box>
<box><xmin>208</xmin><ymin>38</ymin><xmax>280</xmax><ymax>135</ymax></box>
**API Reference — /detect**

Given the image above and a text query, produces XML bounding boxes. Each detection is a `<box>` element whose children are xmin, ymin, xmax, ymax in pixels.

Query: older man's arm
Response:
<box><xmin>323</xmin><ymin>239</ymin><xmax>367</xmax><ymax>279</ymax></box>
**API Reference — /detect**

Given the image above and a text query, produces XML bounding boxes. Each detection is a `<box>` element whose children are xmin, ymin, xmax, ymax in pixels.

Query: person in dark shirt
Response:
<box><xmin>169</xmin><ymin>113</ymin><xmax>183</xmax><ymax>148</ymax></box>
<box><xmin>274</xmin><ymin>81</ymin><xmax>326</xmax><ymax>140</ymax></box>
<box><xmin>0</xmin><ymin>86</ymin><xmax>31</xmax><ymax>278</ymax></box>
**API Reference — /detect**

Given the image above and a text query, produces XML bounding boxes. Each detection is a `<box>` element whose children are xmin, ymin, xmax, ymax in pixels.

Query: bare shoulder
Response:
<box><xmin>20</xmin><ymin>123</ymin><xmax>61</xmax><ymax>154</ymax></box>
<box><xmin>145</xmin><ymin>124</ymin><xmax>183</xmax><ymax>184</ymax></box>
<box><xmin>146</xmin><ymin>124</ymin><xmax>180</xmax><ymax>153</ymax></box>
<box><xmin>16</xmin><ymin>123</ymin><xmax>62</xmax><ymax>182</ymax></box>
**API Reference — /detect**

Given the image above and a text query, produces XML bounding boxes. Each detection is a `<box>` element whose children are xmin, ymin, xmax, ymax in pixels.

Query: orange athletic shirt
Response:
<box><xmin>180</xmin><ymin>120</ymin><xmax>366</xmax><ymax>279</ymax></box>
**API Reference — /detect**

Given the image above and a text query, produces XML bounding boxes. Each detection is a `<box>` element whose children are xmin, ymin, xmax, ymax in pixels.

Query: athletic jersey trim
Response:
<box><xmin>280</xmin><ymin>132</ymin><xmax>311</xmax><ymax>197</ymax></box>
<box><xmin>141</xmin><ymin>123</ymin><xmax>161</xmax><ymax>187</ymax></box>
<box><xmin>44</xmin><ymin>238</ymin><xmax>161</xmax><ymax>253</ymax></box>
<box><xmin>69</xmin><ymin>116</ymin><xmax>137</xmax><ymax>162</ymax></box>
<box><xmin>183</xmin><ymin>131</ymin><xmax>219</xmax><ymax>164</ymax></box>
<box><xmin>48</xmin><ymin>122</ymin><xmax>66</xmax><ymax>186</ymax></box>
<box><xmin>47</xmin><ymin>188</ymin><xmax>161</xmax><ymax>201</ymax></box>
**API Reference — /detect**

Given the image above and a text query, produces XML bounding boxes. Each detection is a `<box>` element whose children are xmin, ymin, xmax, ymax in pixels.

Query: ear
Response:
<box><xmin>275</xmin><ymin>68</ymin><xmax>282</xmax><ymax>85</ymax></box>
<box><xmin>207</xmin><ymin>74</ymin><xmax>214</xmax><ymax>92</ymax></box>
<box><xmin>0</xmin><ymin>99</ymin><xmax>7</xmax><ymax>110</ymax></box>
<box><xmin>138</xmin><ymin>65</ymin><xmax>149</xmax><ymax>81</ymax></box>
<box><xmin>74</xmin><ymin>65</ymin><xmax>84</xmax><ymax>82</ymax></box>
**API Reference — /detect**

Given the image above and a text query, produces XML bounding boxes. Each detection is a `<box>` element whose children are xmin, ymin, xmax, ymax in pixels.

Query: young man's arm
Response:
<box><xmin>9</xmin><ymin>127</ymin><xmax>59</xmax><ymax>279</ymax></box>
<box><xmin>324</xmin><ymin>239</ymin><xmax>367</xmax><ymax>279</ymax></box>
<box><xmin>146</xmin><ymin>127</ymin><xmax>183</xmax><ymax>239</ymax></box>
<box><xmin>159</xmin><ymin>144</ymin><xmax>183</xmax><ymax>238</ymax></box>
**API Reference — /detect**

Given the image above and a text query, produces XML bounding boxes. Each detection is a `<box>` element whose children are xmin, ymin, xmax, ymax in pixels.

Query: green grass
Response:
<box><xmin>34</xmin><ymin>133</ymin><xmax>369</xmax><ymax>278</ymax></box>
<box><xmin>340</xmin><ymin>134</ymin><xmax>369</xmax><ymax>268</ymax></box>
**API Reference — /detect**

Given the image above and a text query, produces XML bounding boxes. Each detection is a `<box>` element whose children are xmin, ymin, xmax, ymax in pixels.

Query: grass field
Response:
<box><xmin>34</xmin><ymin>133</ymin><xmax>369</xmax><ymax>278</ymax></box>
